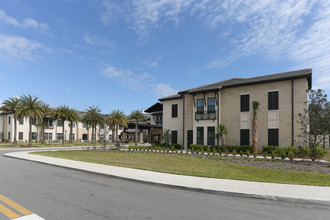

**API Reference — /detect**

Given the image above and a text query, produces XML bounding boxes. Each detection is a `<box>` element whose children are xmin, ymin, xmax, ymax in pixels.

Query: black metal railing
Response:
<box><xmin>195</xmin><ymin>111</ymin><xmax>216</xmax><ymax>120</ymax></box>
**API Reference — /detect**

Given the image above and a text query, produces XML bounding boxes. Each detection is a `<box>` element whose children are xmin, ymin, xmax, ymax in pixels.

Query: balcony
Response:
<box><xmin>195</xmin><ymin>111</ymin><xmax>216</xmax><ymax>120</ymax></box>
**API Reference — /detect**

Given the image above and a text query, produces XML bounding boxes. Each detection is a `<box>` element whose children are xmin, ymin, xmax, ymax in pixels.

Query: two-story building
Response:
<box><xmin>159</xmin><ymin>69</ymin><xmax>312</xmax><ymax>150</ymax></box>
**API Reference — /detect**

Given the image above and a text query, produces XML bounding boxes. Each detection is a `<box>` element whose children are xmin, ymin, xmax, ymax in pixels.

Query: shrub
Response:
<box><xmin>287</xmin><ymin>149</ymin><xmax>295</xmax><ymax>161</ymax></box>
<box><xmin>239</xmin><ymin>150</ymin><xmax>244</xmax><ymax>157</ymax></box>
<box><xmin>283</xmin><ymin>146</ymin><xmax>297</xmax><ymax>156</ymax></box>
<box><xmin>262</xmin><ymin>146</ymin><xmax>280</xmax><ymax>155</ymax></box>
<box><xmin>232</xmin><ymin>150</ymin><xmax>237</xmax><ymax>156</ymax></box>
<box><xmin>271</xmin><ymin>151</ymin><xmax>276</xmax><ymax>159</ymax></box>
<box><xmin>314</xmin><ymin>146</ymin><xmax>326</xmax><ymax>160</ymax></box>
<box><xmin>297</xmin><ymin>146</ymin><xmax>309</xmax><ymax>158</ymax></box>
<box><xmin>226</xmin><ymin>145</ymin><xmax>253</xmax><ymax>154</ymax></box>
<box><xmin>277</xmin><ymin>148</ymin><xmax>286</xmax><ymax>160</ymax></box>
<box><xmin>246</xmin><ymin>150</ymin><xmax>250</xmax><ymax>157</ymax></box>
<box><xmin>172</xmin><ymin>144</ymin><xmax>182</xmax><ymax>150</ymax></box>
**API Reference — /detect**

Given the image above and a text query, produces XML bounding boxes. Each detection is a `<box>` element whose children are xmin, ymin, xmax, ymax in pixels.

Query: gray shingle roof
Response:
<box><xmin>159</xmin><ymin>69</ymin><xmax>312</xmax><ymax>101</ymax></box>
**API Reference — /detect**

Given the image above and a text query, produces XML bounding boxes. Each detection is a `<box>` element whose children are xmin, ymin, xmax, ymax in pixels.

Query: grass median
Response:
<box><xmin>32</xmin><ymin>150</ymin><xmax>330</xmax><ymax>186</ymax></box>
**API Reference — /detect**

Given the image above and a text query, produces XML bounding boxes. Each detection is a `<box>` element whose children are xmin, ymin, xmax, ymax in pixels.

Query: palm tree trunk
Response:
<box><xmin>13</xmin><ymin>118</ymin><xmax>17</xmax><ymax>145</ymax></box>
<box><xmin>62</xmin><ymin>121</ymin><xmax>65</xmax><ymax>145</ymax></box>
<box><xmin>252</xmin><ymin>117</ymin><xmax>258</xmax><ymax>153</ymax></box>
<box><xmin>116</xmin><ymin>124</ymin><xmax>119</xmax><ymax>143</ymax></box>
<box><xmin>92</xmin><ymin>123</ymin><xmax>95</xmax><ymax>144</ymax></box>
<box><xmin>41</xmin><ymin>120</ymin><xmax>45</xmax><ymax>144</ymax></box>
<box><xmin>135</xmin><ymin>123</ymin><xmax>138</xmax><ymax>147</ymax></box>
<box><xmin>70</xmin><ymin>121</ymin><xmax>73</xmax><ymax>143</ymax></box>
<box><xmin>29</xmin><ymin>117</ymin><xmax>32</xmax><ymax>146</ymax></box>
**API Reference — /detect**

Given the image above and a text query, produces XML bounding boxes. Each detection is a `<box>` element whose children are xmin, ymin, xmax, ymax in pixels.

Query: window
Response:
<box><xmin>71</xmin><ymin>133</ymin><xmax>75</xmax><ymax>140</ymax></box>
<box><xmin>82</xmin><ymin>134</ymin><xmax>88</xmax><ymax>140</ymax></box>
<box><xmin>19</xmin><ymin>118</ymin><xmax>24</xmax><ymax>125</ymax></box>
<box><xmin>32</xmin><ymin>132</ymin><xmax>37</xmax><ymax>140</ymax></box>
<box><xmin>32</xmin><ymin>118</ymin><xmax>37</xmax><ymax>125</ymax></box>
<box><xmin>49</xmin><ymin>133</ymin><xmax>53</xmax><ymax>140</ymax></box>
<box><xmin>197</xmin><ymin>99</ymin><xmax>204</xmax><ymax>113</ymax></box>
<box><xmin>8</xmin><ymin>116</ymin><xmax>10</xmax><ymax>124</ymax></box>
<box><xmin>57</xmin><ymin>133</ymin><xmax>63</xmax><ymax>140</ymax></box>
<box><xmin>44</xmin><ymin>118</ymin><xmax>53</xmax><ymax>127</ymax></box>
<box><xmin>268</xmin><ymin>91</ymin><xmax>279</xmax><ymax>110</ymax></box>
<box><xmin>268</xmin><ymin>129</ymin><xmax>279</xmax><ymax>146</ymax></box>
<box><xmin>19</xmin><ymin>132</ymin><xmax>23</xmax><ymax>140</ymax></box>
<box><xmin>240</xmin><ymin>94</ymin><xmax>250</xmax><ymax>112</ymax></box>
<box><xmin>172</xmin><ymin>130</ymin><xmax>178</xmax><ymax>144</ymax></box>
<box><xmin>57</xmin><ymin>120</ymin><xmax>63</xmax><ymax>127</ymax></box>
<box><xmin>240</xmin><ymin>129</ymin><xmax>249</xmax><ymax>145</ymax></box>
<box><xmin>72</xmin><ymin>122</ymin><xmax>75</xmax><ymax>128</ymax></box>
<box><xmin>172</xmin><ymin>104</ymin><xmax>178</xmax><ymax>117</ymax></box>
<box><xmin>44</xmin><ymin>133</ymin><xmax>48</xmax><ymax>141</ymax></box>
<box><xmin>207</xmin><ymin>97</ymin><xmax>215</xmax><ymax>113</ymax></box>
<box><xmin>197</xmin><ymin>127</ymin><xmax>204</xmax><ymax>145</ymax></box>
<box><xmin>8</xmin><ymin>132</ymin><xmax>10</xmax><ymax>140</ymax></box>
<box><xmin>82</xmin><ymin>123</ymin><xmax>87</xmax><ymax>128</ymax></box>
<box><xmin>207</xmin><ymin>127</ymin><xmax>215</xmax><ymax>145</ymax></box>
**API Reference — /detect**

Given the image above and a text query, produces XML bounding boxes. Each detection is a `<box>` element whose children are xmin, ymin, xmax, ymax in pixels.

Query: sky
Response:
<box><xmin>0</xmin><ymin>0</ymin><xmax>329</xmax><ymax>114</ymax></box>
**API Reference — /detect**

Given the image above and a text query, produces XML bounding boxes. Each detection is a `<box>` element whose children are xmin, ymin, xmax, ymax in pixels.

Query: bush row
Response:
<box><xmin>262</xmin><ymin>145</ymin><xmax>326</xmax><ymax>160</ymax></box>
<box><xmin>189</xmin><ymin>145</ymin><xmax>253</xmax><ymax>154</ymax></box>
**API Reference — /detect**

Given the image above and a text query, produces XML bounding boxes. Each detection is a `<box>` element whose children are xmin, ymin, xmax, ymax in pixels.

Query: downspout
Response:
<box><xmin>183</xmin><ymin>95</ymin><xmax>185</xmax><ymax>150</ymax></box>
<box><xmin>291</xmin><ymin>79</ymin><xmax>294</xmax><ymax>146</ymax></box>
<box><xmin>217</xmin><ymin>87</ymin><xmax>222</xmax><ymax>145</ymax></box>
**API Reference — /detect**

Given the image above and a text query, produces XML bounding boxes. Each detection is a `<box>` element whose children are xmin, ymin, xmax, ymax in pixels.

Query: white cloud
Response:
<box><xmin>100</xmin><ymin>64</ymin><xmax>177</xmax><ymax>96</ymax></box>
<box><xmin>100</xmin><ymin>65</ymin><xmax>152</xmax><ymax>90</ymax></box>
<box><xmin>153</xmin><ymin>83</ymin><xmax>178</xmax><ymax>97</ymax></box>
<box><xmin>144</xmin><ymin>60</ymin><xmax>158</xmax><ymax>68</ymax></box>
<box><xmin>83</xmin><ymin>33</ymin><xmax>114</xmax><ymax>48</ymax></box>
<box><xmin>0</xmin><ymin>9</ymin><xmax>49</xmax><ymax>31</ymax></box>
<box><xmin>0</xmin><ymin>33</ymin><xmax>45</xmax><ymax>61</ymax></box>
<box><xmin>99</xmin><ymin>0</ymin><xmax>123</xmax><ymax>26</ymax></box>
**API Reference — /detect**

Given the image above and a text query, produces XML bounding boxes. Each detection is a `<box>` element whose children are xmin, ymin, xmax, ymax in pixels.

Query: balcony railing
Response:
<box><xmin>195</xmin><ymin>111</ymin><xmax>216</xmax><ymax>120</ymax></box>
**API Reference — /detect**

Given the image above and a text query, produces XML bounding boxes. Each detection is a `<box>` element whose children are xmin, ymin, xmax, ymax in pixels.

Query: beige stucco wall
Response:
<box><xmin>163</xmin><ymin>98</ymin><xmax>184</xmax><ymax>146</ymax></box>
<box><xmin>183</xmin><ymin>94</ymin><xmax>193</xmax><ymax>149</ymax></box>
<box><xmin>221</xmin><ymin>78</ymin><xmax>308</xmax><ymax>150</ymax></box>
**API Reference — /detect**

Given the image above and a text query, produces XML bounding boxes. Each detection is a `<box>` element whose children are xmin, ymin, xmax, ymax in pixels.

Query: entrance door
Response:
<box><xmin>187</xmin><ymin>130</ymin><xmax>193</xmax><ymax>148</ymax></box>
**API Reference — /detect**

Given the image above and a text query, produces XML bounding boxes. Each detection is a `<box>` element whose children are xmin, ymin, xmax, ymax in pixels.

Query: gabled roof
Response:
<box><xmin>145</xmin><ymin>102</ymin><xmax>163</xmax><ymax>113</ymax></box>
<box><xmin>159</xmin><ymin>69</ymin><xmax>312</xmax><ymax>101</ymax></box>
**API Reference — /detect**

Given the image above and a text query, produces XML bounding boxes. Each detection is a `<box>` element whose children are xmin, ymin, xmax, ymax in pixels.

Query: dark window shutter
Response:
<box><xmin>240</xmin><ymin>129</ymin><xmax>249</xmax><ymax>145</ymax></box>
<box><xmin>240</xmin><ymin>94</ymin><xmax>250</xmax><ymax>112</ymax></box>
<box><xmin>268</xmin><ymin>91</ymin><xmax>279</xmax><ymax>110</ymax></box>
<box><xmin>268</xmin><ymin>129</ymin><xmax>279</xmax><ymax>146</ymax></box>
<box><xmin>172</xmin><ymin>104</ymin><xmax>178</xmax><ymax>117</ymax></box>
<box><xmin>172</xmin><ymin>131</ymin><xmax>178</xmax><ymax>144</ymax></box>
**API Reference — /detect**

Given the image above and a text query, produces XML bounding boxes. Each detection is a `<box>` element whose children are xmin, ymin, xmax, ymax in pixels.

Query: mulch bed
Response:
<box><xmin>212</xmin><ymin>157</ymin><xmax>330</xmax><ymax>174</ymax></box>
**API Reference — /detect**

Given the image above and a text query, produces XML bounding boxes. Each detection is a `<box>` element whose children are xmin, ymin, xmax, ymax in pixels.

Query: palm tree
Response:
<box><xmin>67</xmin><ymin>108</ymin><xmax>80</xmax><ymax>143</ymax></box>
<box><xmin>129</xmin><ymin>110</ymin><xmax>146</xmax><ymax>147</ymax></box>
<box><xmin>40</xmin><ymin>103</ymin><xmax>53</xmax><ymax>144</ymax></box>
<box><xmin>0</xmin><ymin>97</ymin><xmax>20</xmax><ymax>145</ymax></box>
<box><xmin>252</xmin><ymin>101</ymin><xmax>260</xmax><ymax>153</ymax></box>
<box><xmin>52</xmin><ymin>105</ymin><xmax>70</xmax><ymax>145</ymax></box>
<box><xmin>15</xmin><ymin>94</ymin><xmax>43</xmax><ymax>146</ymax></box>
<box><xmin>107</xmin><ymin>109</ymin><xmax>128</xmax><ymax>144</ymax></box>
<box><xmin>82</xmin><ymin>106</ymin><xmax>104</xmax><ymax>144</ymax></box>
<box><xmin>215</xmin><ymin>124</ymin><xmax>228</xmax><ymax>152</ymax></box>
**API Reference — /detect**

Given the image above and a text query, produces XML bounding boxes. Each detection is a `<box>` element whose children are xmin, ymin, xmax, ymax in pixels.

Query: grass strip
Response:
<box><xmin>32</xmin><ymin>150</ymin><xmax>330</xmax><ymax>186</ymax></box>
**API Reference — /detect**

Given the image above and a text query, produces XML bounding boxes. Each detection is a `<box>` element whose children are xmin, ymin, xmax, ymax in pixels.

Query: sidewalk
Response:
<box><xmin>4</xmin><ymin>150</ymin><xmax>330</xmax><ymax>206</ymax></box>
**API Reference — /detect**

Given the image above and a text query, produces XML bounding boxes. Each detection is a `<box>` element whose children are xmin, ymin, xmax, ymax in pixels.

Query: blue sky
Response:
<box><xmin>0</xmin><ymin>0</ymin><xmax>329</xmax><ymax>114</ymax></box>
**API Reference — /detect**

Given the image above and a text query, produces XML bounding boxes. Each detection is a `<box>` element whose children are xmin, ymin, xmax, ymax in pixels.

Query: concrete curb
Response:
<box><xmin>4</xmin><ymin>150</ymin><xmax>330</xmax><ymax>206</ymax></box>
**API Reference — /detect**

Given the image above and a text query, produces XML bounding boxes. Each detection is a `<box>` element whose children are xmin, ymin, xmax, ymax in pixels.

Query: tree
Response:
<box><xmin>67</xmin><ymin>108</ymin><xmax>80</xmax><ymax>143</ymax></box>
<box><xmin>299</xmin><ymin>89</ymin><xmax>328</xmax><ymax>158</ymax></box>
<box><xmin>52</xmin><ymin>105</ymin><xmax>70</xmax><ymax>145</ymax></box>
<box><xmin>107</xmin><ymin>109</ymin><xmax>127</xmax><ymax>144</ymax></box>
<box><xmin>252</xmin><ymin>101</ymin><xmax>260</xmax><ymax>153</ymax></box>
<box><xmin>83</xmin><ymin>106</ymin><xmax>104</xmax><ymax>144</ymax></box>
<box><xmin>215</xmin><ymin>124</ymin><xmax>228</xmax><ymax>152</ymax></box>
<box><xmin>40</xmin><ymin>103</ymin><xmax>53</xmax><ymax>144</ymax></box>
<box><xmin>128</xmin><ymin>110</ymin><xmax>146</xmax><ymax>147</ymax></box>
<box><xmin>161</xmin><ymin>129</ymin><xmax>171</xmax><ymax>148</ymax></box>
<box><xmin>0</xmin><ymin>97</ymin><xmax>20</xmax><ymax>144</ymax></box>
<box><xmin>15</xmin><ymin>94</ymin><xmax>43</xmax><ymax>146</ymax></box>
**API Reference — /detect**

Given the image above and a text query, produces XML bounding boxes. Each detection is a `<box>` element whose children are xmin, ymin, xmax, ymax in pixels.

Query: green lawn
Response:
<box><xmin>32</xmin><ymin>150</ymin><xmax>330</xmax><ymax>186</ymax></box>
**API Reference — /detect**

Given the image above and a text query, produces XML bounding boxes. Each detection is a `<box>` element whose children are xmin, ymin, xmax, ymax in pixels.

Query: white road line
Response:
<box><xmin>14</xmin><ymin>214</ymin><xmax>45</xmax><ymax>220</ymax></box>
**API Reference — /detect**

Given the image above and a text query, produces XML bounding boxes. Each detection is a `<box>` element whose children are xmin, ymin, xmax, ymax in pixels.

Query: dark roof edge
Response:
<box><xmin>222</xmin><ymin>72</ymin><xmax>312</xmax><ymax>90</ymax></box>
<box><xmin>158</xmin><ymin>95</ymin><xmax>182</xmax><ymax>102</ymax></box>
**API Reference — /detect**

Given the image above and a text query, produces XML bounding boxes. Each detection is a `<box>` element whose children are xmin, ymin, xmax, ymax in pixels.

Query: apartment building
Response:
<box><xmin>0</xmin><ymin>111</ymin><xmax>121</xmax><ymax>143</ymax></box>
<box><xmin>159</xmin><ymin>69</ymin><xmax>312</xmax><ymax>150</ymax></box>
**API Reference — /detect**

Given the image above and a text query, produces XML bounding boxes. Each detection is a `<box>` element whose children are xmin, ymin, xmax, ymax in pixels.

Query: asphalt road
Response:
<box><xmin>0</xmin><ymin>148</ymin><xmax>330</xmax><ymax>220</ymax></box>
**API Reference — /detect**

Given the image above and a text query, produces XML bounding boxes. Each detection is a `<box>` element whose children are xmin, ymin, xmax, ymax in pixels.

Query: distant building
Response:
<box><xmin>159</xmin><ymin>69</ymin><xmax>312</xmax><ymax>150</ymax></box>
